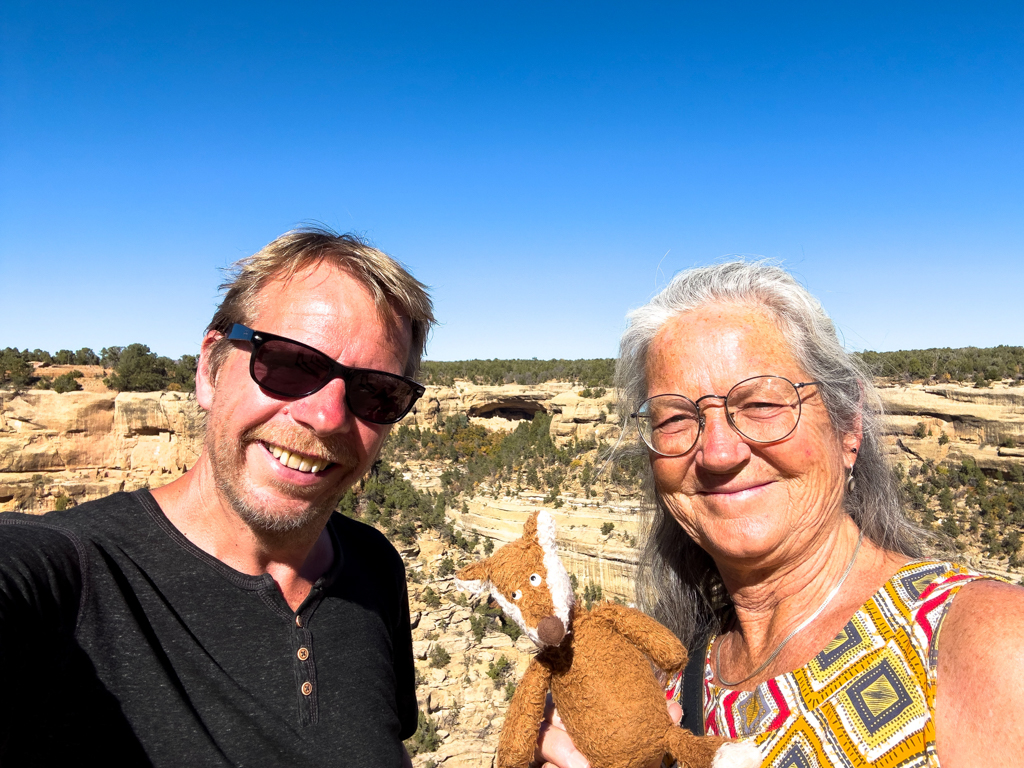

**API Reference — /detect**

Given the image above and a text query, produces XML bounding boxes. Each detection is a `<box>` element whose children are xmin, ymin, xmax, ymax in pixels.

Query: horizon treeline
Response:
<box><xmin>418</xmin><ymin>358</ymin><xmax>617</xmax><ymax>387</ymax></box>
<box><xmin>418</xmin><ymin>346</ymin><xmax>1024</xmax><ymax>387</ymax></box>
<box><xmin>2</xmin><ymin>344</ymin><xmax>1022</xmax><ymax>393</ymax></box>
<box><xmin>0</xmin><ymin>345</ymin><xmax>197</xmax><ymax>393</ymax></box>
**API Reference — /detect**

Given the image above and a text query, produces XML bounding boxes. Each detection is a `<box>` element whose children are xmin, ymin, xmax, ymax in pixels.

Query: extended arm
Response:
<box><xmin>589</xmin><ymin>602</ymin><xmax>688</xmax><ymax>674</ymax></box>
<box><xmin>935</xmin><ymin>580</ymin><xmax>1024</xmax><ymax>767</ymax></box>
<box><xmin>0</xmin><ymin>518</ymin><xmax>84</xmax><ymax>757</ymax></box>
<box><xmin>498</xmin><ymin>658</ymin><xmax>553</xmax><ymax>768</ymax></box>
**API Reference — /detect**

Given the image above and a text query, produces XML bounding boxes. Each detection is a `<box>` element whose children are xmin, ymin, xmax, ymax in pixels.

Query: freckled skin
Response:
<box><xmin>646</xmin><ymin>303</ymin><xmax>858</xmax><ymax>569</ymax></box>
<box><xmin>151</xmin><ymin>261</ymin><xmax>414</xmax><ymax>610</ymax></box>
<box><xmin>196</xmin><ymin>264</ymin><xmax>411</xmax><ymax>532</ymax></box>
<box><xmin>640</xmin><ymin>302</ymin><xmax>1024</xmax><ymax>768</ymax></box>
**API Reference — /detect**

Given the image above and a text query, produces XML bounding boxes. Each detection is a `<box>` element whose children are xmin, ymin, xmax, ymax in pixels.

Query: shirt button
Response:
<box><xmin>301</xmin><ymin>682</ymin><xmax>313</xmax><ymax>696</ymax></box>
<box><xmin>295</xmin><ymin>615</ymin><xmax>303</xmax><ymax>628</ymax></box>
<box><xmin>297</xmin><ymin>647</ymin><xmax>309</xmax><ymax>661</ymax></box>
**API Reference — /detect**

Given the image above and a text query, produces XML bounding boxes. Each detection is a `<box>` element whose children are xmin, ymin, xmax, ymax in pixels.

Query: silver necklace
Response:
<box><xmin>715</xmin><ymin>531</ymin><xmax>864</xmax><ymax>687</ymax></box>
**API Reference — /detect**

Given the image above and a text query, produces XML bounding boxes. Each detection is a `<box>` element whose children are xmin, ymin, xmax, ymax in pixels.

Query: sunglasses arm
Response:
<box><xmin>227</xmin><ymin>324</ymin><xmax>256</xmax><ymax>342</ymax></box>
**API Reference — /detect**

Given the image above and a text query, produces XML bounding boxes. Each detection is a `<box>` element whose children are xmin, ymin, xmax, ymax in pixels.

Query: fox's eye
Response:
<box><xmin>529</xmin><ymin>573</ymin><xmax>542</xmax><ymax>586</ymax></box>
<box><xmin>512</xmin><ymin>590</ymin><xmax>522</xmax><ymax>601</ymax></box>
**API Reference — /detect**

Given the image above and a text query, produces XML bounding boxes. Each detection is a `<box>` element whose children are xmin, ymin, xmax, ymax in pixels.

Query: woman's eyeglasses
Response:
<box><xmin>226</xmin><ymin>323</ymin><xmax>425</xmax><ymax>425</ymax></box>
<box><xmin>632</xmin><ymin>375</ymin><xmax>822</xmax><ymax>457</ymax></box>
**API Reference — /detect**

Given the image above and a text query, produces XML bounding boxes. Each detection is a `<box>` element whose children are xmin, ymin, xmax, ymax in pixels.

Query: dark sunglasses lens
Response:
<box><xmin>253</xmin><ymin>339</ymin><xmax>332</xmax><ymax>396</ymax></box>
<box><xmin>346</xmin><ymin>371</ymin><xmax>416</xmax><ymax>424</ymax></box>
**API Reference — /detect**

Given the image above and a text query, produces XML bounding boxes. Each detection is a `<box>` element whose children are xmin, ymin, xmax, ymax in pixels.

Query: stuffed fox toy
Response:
<box><xmin>455</xmin><ymin>511</ymin><xmax>760</xmax><ymax>768</ymax></box>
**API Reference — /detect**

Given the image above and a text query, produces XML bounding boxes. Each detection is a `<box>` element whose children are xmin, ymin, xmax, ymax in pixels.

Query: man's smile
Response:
<box><xmin>262</xmin><ymin>441</ymin><xmax>335</xmax><ymax>474</ymax></box>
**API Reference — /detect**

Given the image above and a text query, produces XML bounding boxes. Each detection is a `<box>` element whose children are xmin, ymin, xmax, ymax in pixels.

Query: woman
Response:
<box><xmin>538</xmin><ymin>262</ymin><xmax>1024</xmax><ymax>768</ymax></box>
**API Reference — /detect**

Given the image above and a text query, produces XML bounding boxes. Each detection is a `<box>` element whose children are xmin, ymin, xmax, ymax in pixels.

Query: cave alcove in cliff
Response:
<box><xmin>467</xmin><ymin>401</ymin><xmax>545</xmax><ymax>421</ymax></box>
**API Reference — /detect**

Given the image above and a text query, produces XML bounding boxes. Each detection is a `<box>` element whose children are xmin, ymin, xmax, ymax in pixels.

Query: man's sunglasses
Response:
<box><xmin>226</xmin><ymin>323</ymin><xmax>425</xmax><ymax>425</ymax></box>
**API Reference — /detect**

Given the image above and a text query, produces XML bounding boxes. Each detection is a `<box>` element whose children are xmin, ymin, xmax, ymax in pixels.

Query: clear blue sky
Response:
<box><xmin>2</xmin><ymin>2</ymin><xmax>1021</xmax><ymax>362</ymax></box>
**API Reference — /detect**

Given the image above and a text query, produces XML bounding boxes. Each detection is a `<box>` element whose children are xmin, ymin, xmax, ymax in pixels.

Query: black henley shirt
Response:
<box><xmin>0</xmin><ymin>490</ymin><xmax>417</xmax><ymax>767</ymax></box>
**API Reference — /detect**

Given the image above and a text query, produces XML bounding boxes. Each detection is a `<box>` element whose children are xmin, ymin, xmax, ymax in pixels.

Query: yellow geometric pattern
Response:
<box><xmin>693</xmin><ymin>561</ymin><xmax>996</xmax><ymax>768</ymax></box>
<box><xmin>861</xmin><ymin>676</ymin><xmax>900</xmax><ymax>716</ymax></box>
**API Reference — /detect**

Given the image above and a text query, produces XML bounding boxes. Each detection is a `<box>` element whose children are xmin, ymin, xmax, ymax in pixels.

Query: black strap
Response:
<box><xmin>680</xmin><ymin>633</ymin><xmax>709</xmax><ymax>735</ymax></box>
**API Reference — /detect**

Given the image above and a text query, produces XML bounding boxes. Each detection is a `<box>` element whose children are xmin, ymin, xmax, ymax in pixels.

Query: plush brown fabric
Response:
<box><xmin>455</xmin><ymin>512</ymin><xmax>736</xmax><ymax>768</ymax></box>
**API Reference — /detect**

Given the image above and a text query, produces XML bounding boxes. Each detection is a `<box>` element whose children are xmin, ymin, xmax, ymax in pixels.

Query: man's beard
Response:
<box><xmin>206</xmin><ymin>421</ymin><xmax>356</xmax><ymax>537</ymax></box>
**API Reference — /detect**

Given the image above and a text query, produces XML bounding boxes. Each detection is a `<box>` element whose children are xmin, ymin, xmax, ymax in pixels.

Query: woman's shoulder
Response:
<box><xmin>939</xmin><ymin>576</ymin><xmax>1024</xmax><ymax>654</ymax></box>
<box><xmin>933</xmin><ymin>577</ymin><xmax>1024</xmax><ymax>766</ymax></box>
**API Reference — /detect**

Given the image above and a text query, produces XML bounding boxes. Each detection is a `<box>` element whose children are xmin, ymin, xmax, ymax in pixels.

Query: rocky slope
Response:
<box><xmin>5</xmin><ymin>375</ymin><xmax>1021</xmax><ymax>512</ymax></box>
<box><xmin>3</xmin><ymin>375</ymin><xmax>1023</xmax><ymax>766</ymax></box>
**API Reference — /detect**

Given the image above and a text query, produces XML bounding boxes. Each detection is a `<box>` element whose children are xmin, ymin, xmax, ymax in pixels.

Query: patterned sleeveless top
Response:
<box><xmin>666</xmin><ymin>561</ymin><xmax>995</xmax><ymax>768</ymax></box>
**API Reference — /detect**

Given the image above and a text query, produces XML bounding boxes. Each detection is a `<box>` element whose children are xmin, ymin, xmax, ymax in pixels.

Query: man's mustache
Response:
<box><xmin>241</xmin><ymin>423</ymin><xmax>354</xmax><ymax>467</ymax></box>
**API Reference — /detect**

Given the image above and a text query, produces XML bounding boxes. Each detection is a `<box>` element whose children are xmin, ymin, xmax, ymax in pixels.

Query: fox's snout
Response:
<box><xmin>536</xmin><ymin>616</ymin><xmax>566</xmax><ymax>646</ymax></box>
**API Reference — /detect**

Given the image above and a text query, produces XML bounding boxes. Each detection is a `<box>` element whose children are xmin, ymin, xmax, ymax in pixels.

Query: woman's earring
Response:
<box><xmin>847</xmin><ymin>466</ymin><xmax>856</xmax><ymax>494</ymax></box>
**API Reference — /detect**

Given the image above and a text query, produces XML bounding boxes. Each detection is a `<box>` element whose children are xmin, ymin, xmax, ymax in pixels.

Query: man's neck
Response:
<box><xmin>150</xmin><ymin>459</ymin><xmax>335</xmax><ymax>612</ymax></box>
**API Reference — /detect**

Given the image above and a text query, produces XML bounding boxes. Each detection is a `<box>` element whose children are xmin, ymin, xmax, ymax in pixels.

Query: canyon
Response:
<box><xmin>4</xmin><ymin>373</ymin><xmax>1022</xmax><ymax>519</ymax></box>
<box><xmin>3</xmin><ymin>373</ymin><xmax>1023</xmax><ymax>766</ymax></box>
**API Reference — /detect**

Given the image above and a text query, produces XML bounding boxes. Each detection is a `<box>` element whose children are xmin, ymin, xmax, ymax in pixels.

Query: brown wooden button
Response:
<box><xmin>297</xmin><ymin>647</ymin><xmax>309</xmax><ymax>661</ymax></box>
<box><xmin>301</xmin><ymin>682</ymin><xmax>313</xmax><ymax>696</ymax></box>
<box><xmin>295</xmin><ymin>615</ymin><xmax>303</xmax><ymax>627</ymax></box>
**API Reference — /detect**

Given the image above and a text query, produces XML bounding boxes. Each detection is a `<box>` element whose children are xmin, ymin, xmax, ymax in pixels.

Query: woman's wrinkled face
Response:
<box><xmin>645</xmin><ymin>303</ymin><xmax>859</xmax><ymax>564</ymax></box>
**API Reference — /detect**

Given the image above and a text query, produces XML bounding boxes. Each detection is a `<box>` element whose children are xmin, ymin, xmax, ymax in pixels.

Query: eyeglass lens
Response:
<box><xmin>252</xmin><ymin>338</ymin><xmax>417</xmax><ymax>424</ymax></box>
<box><xmin>636</xmin><ymin>376</ymin><xmax>803</xmax><ymax>456</ymax></box>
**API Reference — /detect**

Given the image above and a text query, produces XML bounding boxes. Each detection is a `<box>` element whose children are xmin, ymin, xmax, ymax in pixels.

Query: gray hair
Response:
<box><xmin>616</xmin><ymin>260</ymin><xmax>937</xmax><ymax>648</ymax></box>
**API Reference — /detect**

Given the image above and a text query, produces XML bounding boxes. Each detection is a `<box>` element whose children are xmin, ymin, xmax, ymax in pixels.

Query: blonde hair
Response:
<box><xmin>206</xmin><ymin>227</ymin><xmax>434</xmax><ymax>379</ymax></box>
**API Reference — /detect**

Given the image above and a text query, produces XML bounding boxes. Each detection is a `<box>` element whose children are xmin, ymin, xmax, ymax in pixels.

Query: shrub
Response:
<box><xmin>499</xmin><ymin>617</ymin><xmax>522</xmax><ymax>642</ymax></box>
<box><xmin>428</xmin><ymin>644</ymin><xmax>450</xmax><ymax>669</ymax></box>
<box><xmin>437</xmin><ymin>557</ymin><xmax>455</xmax><ymax>578</ymax></box>
<box><xmin>74</xmin><ymin>348</ymin><xmax>100</xmax><ymax>366</ymax></box>
<box><xmin>103</xmin><ymin>344</ymin><xmax>169</xmax><ymax>391</ymax></box>
<box><xmin>469</xmin><ymin>614</ymin><xmax>488</xmax><ymax>643</ymax></box>
<box><xmin>421</xmin><ymin>587</ymin><xmax>441</xmax><ymax>609</ymax></box>
<box><xmin>405</xmin><ymin>711</ymin><xmax>441</xmax><ymax>756</ymax></box>
<box><xmin>0</xmin><ymin>348</ymin><xmax>33</xmax><ymax>388</ymax></box>
<box><xmin>486</xmin><ymin>655</ymin><xmax>513</xmax><ymax>687</ymax></box>
<box><xmin>169</xmin><ymin>355</ymin><xmax>197</xmax><ymax>392</ymax></box>
<box><xmin>51</xmin><ymin>371</ymin><xmax>84</xmax><ymax>394</ymax></box>
<box><xmin>600</xmin><ymin>522</ymin><xmax>614</xmax><ymax>535</ymax></box>
<box><xmin>53</xmin><ymin>494</ymin><xmax>74</xmax><ymax>511</ymax></box>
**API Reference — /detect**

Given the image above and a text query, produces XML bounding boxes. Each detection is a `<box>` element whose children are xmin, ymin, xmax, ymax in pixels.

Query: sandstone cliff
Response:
<box><xmin>3</xmin><ymin>378</ymin><xmax>1023</xmax><ymax>767</ymax></box>
<box><xmin>0</xmin><ymin>390</ymin><xmax>204</xmax><ymax>511</ymax></box>
<box><xmin>4</xmin><ymin>379</ymin><xmax>1022</xmax><ymax>512</ymax></box>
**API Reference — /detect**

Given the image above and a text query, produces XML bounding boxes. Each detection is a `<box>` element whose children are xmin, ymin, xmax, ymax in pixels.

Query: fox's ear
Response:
<box><xmin>522</xmin><ymin>511</ymin><xmax>541</xmax><ymax>541</ymax></box>
<box><xmin>454</xmin><ymin>559</ymin><xmax>490</xmax><ymax>596</ymax></box>
<box><xmin>535</xmin><ymin>510</ymin><xmax>558</xmax><ymax>553</ymax></box>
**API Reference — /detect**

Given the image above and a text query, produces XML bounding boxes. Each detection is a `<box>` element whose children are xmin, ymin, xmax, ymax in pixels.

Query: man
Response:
<box><xmin>0</xmin><ymin>228</ymin><xmax>434</xmax><ymax>766</ymax></box>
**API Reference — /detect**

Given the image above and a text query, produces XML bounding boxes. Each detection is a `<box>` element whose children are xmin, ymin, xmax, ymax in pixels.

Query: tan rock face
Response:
<box><xmin>448</xmin><ymin>496</ymin><xmax>642</xmax><ymax>604</ymax></box>
<box><xmin>405</xmin><ymin>532</ymin><xmax>542</xmax><ymax>768</ymax></box>
<box><xmin>876</xmin><ymin>383</ymin><xmax>1024</xmax><ymax>473</ymax></box>
<box><xmin>0</xmin><ymin>390</ymin><xmax>204</xmax><ymax>512</ymax></box>
<box><xmin>3</xmin><ymin>378</ymin><xmax>1021</xmax><ymax>512</ymax></box>
<box><xmin>4</xmin><ymin>377</ymin><xmax>1021</xmax><ymax>765</ymax></box>
<box><xmin>403</xmin><ymin>382</ymin><xmax>623</xmax><ymax>447</ymax></box>
<box><xmin>404</xmin><ymin>382</ymin><xmax>576</xmax><ymax>430</ymax></box>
